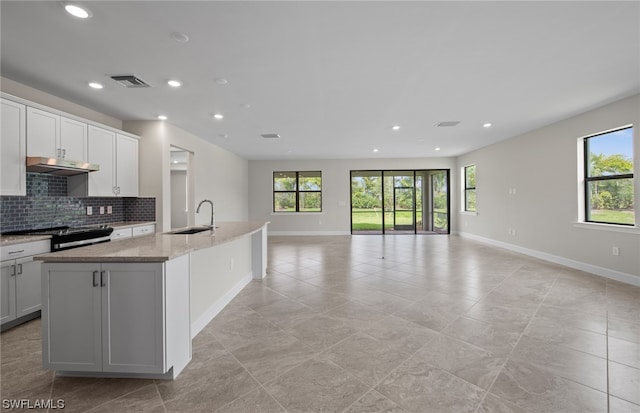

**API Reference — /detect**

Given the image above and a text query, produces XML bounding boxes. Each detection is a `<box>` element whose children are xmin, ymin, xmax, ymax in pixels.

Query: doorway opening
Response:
<box><xmin>170</xmin><ymin>146</ymin><xmax>192</xmax><ymax>230</ymax></box>
<box><xmin>350</xmin><ymin>169</ymin><xmax>449</xmax><ymax>234</ymax></box>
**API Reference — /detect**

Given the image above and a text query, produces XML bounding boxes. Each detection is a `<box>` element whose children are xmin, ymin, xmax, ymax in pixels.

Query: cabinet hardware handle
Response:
<box><xmin>17</xmin><ymin>264</ymin><xmax>22</xmax><ymax>275</ymax></box>
<box><xmin>10</xmin><ymin>265</ymin><xmax>16</xmax><ymax>276</ymax></box>
<box><xmin>8</xmin><ymin>250</ymin><xmax>25</xmax><ymax>255</ymax></box>
<box><xmin>100</xmin><ymin>270</ymin><xmax>107</xmax><ymax>287</ymax></box>
<box><xmin>93</xmin><ymin>271</ymin><xmax>99</xmax><ymax>287</ymax></box>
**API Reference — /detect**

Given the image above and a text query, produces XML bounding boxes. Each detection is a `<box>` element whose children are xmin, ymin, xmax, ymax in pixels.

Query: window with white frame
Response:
<box><xmin>463</xmin><ymin>165</ymin><xmax>476</xmax><ymax>212</ymax></box>
<box><xmin>583</xmin><ymin>126</ymin><xmax>634</xmax><ymax>226</ymax></box>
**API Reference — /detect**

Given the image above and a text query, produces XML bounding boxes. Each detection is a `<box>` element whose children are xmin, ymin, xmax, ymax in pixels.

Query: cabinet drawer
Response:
<box><xmin>1</xmin><ymin>239</ymin><xmax>50</xmax><ymax>261</ymax></box>
<box><xmin>110</xmin><ymin>228</ymin><xmax>132</xmax><ymax>240</ymax></box>
<box><xmin>132</xmin><ymin>224</ymin><xmax>155</xmax><ymax>238</ymax></box>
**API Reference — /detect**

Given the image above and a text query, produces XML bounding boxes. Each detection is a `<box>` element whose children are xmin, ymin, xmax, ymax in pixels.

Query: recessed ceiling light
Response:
<box><xmin>172</xmin><ymin>160</ymin><xmax>178</xmax><ymax>164</ymax></box>
<box><xmin>373</xmin><ymin>148</ymin><xmax>379</xmax><ymax>153</ymax></box>
<box><xmin>483</xmin><ymin>123</ymin><xmax>492</xmax><ymax>128</ymax></box>
<box><xmin>435</xmin><ymin>147</ymin><xmax>441</xmax><ymax>151</ymax></box>
<box><xmin>170</xmin><ymin>32</ymin><xmax>190</xmax><ymax>43</ymax></box>
<box><xmin>64</xmin><ymin>4</ymin><xmax>92</xmax><ymax>19</ymax></box>
<box><xmin>392</xmin><ymin>125</ymin><xmax>400</xmax><ymax>130</ymax></box>
<box><xmin>88</xmin><ymin>82</ymin><xmax>103</xmax><ymax>89</ymax></box>
<box><xmin>214</xmin><ymin>78</ymin><xmax>228</xmax><ymax>85</ymax></box>
<box><xmin>157</xmin><ymin>115</ymin><xmax>167</xmax><ymax>120</ymax></box>
<box><xmin>213</xmin><ymin>113</ymin><xmax>224</xmax><ymax>120</ymax></box>
<box><xmin>167</xmin><ymin>80</ymin><xmax>181</xmax><ymax>87</ymax></box>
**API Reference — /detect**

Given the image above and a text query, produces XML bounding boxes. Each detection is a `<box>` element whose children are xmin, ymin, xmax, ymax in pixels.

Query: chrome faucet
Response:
<box><xmin>196</xmin><ymin>199</ymin><xmax>215</xmax><ymax>229</ymax></box>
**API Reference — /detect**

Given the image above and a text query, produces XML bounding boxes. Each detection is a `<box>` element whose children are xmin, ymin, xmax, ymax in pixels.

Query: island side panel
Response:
<box><xmin>189</xmin><ymin>236</ymin><xmax>252</xmax><ymax>337</ymax></box>
<box><xmin>165</xmin><ymin>254</ymin><xmax>191</xmax><ymax>377</ymax></box>
<box><xmin>251</xmin><ymin>225</ymin><xmax>268</xmax><ymax>280</ymax></box>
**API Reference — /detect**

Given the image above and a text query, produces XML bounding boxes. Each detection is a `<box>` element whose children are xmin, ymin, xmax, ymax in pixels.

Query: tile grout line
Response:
<box><xmin>605</xmin><ymin>281</ymin><xmax>610</xmax><ymax>413</ymax></box>
<box><xmin>473</xmin><ymin>267</ymin><xmax>559</xmax><ymax>410</ymax></box>
<box><xmin>221</xmin><ymin>350</ymin><xmax>290</xmax><ymax>413</ymax></box>
<box><xmin>153</xmin><ymin>381</ymin><xmax>169</xmax><ymax>413</ymax></box>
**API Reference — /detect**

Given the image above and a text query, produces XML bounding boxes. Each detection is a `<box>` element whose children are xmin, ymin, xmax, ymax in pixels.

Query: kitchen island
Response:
<box><xmin>36</xmin><ymin>221</ymin><xmax>269</xmax><ymax>380</ymax></box>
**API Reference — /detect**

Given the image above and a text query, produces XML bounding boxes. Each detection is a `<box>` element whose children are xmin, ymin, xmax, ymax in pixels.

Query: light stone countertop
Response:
<box><xmin>35</xmin><ymin>221</ymin><xmax>269</xmax><ymax>263</ymax></box>
<box><xmin>0</xmin><ymin>234</ymin><xmax>52</xmax><ymax>246</ymax></box>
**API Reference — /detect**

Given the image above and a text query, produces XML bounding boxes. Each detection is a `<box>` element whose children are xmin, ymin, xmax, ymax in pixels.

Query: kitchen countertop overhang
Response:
<box><xmin>34</xmin><ymin>221</ymin><xmax>269</xmax><ymax>263</ymax></box>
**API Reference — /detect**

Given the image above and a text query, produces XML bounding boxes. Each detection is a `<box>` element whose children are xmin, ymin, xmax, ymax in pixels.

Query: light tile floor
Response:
<box><xmin>1</xmin><ymin>235</ymin><xmax>639</xmax><ymax>412</ymax></box>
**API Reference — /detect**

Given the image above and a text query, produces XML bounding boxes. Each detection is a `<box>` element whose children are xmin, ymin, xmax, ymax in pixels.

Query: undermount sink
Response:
<box><xmin>169</xmin><ymin>227</ymin><xmax>213</xmax><ymax>235</ymax></box>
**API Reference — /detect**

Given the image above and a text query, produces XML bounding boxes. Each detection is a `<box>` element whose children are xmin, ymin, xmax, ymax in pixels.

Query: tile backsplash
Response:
<box><xmin>0</xmin><ymin>173</ymin><xmax>155</xmax><ymax>232</ymax></box>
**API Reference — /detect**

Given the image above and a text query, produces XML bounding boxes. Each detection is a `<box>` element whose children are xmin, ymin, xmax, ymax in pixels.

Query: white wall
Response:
<box><xmin>0</xmin><ymin>77</ymin><xmax>122</xmax><ymax>129</ymax></box>
<box><xmin>124</xmin><ymin>121</ymin><xmax>249</xmax><ymax>232</ymax></box>
<box><xmin>457</xmin><ymin>94</ymin><xmax>640</xmax><ymax>283</ymax></box>
<box><xmin>248</xmin><ymin>157</ymin><xmax>457</xmax><ymax>234</ymax></box>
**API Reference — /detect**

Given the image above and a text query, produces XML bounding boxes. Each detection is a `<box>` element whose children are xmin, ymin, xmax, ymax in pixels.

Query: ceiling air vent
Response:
<box><xmin>436</xmin><ymin>121</ymin><xmax>461</xmax><ymax>127</ymax></box>
<box><xmin>261</xmin><ymin>133</ymin><xmax>280</xmax><ymax>139</ymax></box>
<box><xmin>110</xmin><ymin>75</ymin><xmax>150</xmax><ymax>88</ymax></box>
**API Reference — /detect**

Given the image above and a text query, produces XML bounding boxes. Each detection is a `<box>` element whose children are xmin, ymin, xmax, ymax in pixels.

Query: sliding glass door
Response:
<box><xmin>351</xmin><ymin>169</ymin><xmax>449</xmax><ymax>234</ymax></box>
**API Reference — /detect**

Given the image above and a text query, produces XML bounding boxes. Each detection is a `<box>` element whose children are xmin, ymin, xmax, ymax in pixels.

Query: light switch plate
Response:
<box><xmin>87</xmin><ymin>206</ymin><xmax>93</xmax><ymax>215</ymax></box>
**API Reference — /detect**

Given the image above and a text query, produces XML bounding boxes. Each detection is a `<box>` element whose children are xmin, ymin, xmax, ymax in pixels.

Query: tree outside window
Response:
<box><xmin>464</xmin><ymin>165</ymin><xmax>476</xmax><ymax>212</ymax></box>
<box><xmin>584</xmin><ymin>127</ymin><xmax>634</xmax><ymax>225</ymax></box>
<box><xmin>273</xmin><ymin>171</ymin><xmax>322</xmax><ymax>212</ymax></box>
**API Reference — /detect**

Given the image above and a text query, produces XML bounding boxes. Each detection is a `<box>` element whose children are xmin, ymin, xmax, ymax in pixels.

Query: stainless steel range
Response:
<box><xmin>4</xmin><ymin>225</ymin><xmax>113</xmax><ymax>251</ymax></box>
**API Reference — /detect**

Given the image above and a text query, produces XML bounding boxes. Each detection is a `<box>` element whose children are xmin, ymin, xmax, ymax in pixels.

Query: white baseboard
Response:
<box><xmin>190</xmin><ymin>272</ymin><xmax>252</xmax><ymax>338</ymax></box>
<box><xmin>457</xmin><ymin>231</ymin><xmax>640</xmax><ymax>287</ymax></box>
<box><xmin>269</xmin><ymin>230</ymin><xmax>352</xmax><ymax>236</ymax></box>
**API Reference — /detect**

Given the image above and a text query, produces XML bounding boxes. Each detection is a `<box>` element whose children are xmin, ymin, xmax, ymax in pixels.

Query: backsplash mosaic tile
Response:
<box><xmin>0</xmin><ymin>174</ymin><xmax>155</xmax><ymax>232</ymax></box>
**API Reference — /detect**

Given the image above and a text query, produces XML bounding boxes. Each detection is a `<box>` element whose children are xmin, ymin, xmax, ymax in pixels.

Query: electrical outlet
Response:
<box><xmin>612</xmin><ymin>246</ymin><xmax>620</xmax><ymax>256</ymax></box>
<box><xmin>99</xmin><ymin>206</ymin><xmax>105</xmax><ymax>215</ymax></box>
<box><xmin>86</xmin><ymin>206</ymin><xmax>93</xmax><ymax>215</ymax></box>
<box><xmin>107</xmin><ymin>206</ymin><xmax>112</xmax><ymax>214</ymax></box>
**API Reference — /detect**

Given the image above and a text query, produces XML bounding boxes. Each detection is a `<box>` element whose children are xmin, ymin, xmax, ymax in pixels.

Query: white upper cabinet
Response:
<box><xmin>60</xmin><ymin>117</ymin><xmax>88</xmax><ymax>161</ymax></box>
<box><xmin>87</xmin><ymin>126</ymin><xmax>116</xmax><ymax>197</ymax></box>
<box><xmin>1</xmin><ymin>98</ymin><xmax>26</xmax><ymax>196</ymax></box>
<box><xmin>26</xmin><ymin>107</ymin><xmax>88</xmax><ymax>161</ymax></box>
<box><xmin>116</xmin><ymin>134</ymin><xmax>139</xmax><ymax>197</ymax></box>
<box><xmin>26</xmin><ymin>107</ymin><xmax>59</xmax><ymax>158</ymax></box>
<box><xmin>86</xmin><ymin>126</ymin><xmax>139</xmax><ymax>197</ymax></box>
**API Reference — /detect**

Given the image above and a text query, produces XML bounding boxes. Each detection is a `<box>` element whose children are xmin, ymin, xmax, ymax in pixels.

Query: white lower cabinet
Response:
<box><xmin>42</xmin><ymin>258</ymin><xmax>191</xmax><ymax>377</ymax></box>
<box><xmin>110</xmin><ymin>224</ymin><xmax>155</xmax><ymax>241</ymax></box>
<box><xmin>1</xmin><ymin>240</ymin><xmax>49</xmax><ymax>328</ymax></box>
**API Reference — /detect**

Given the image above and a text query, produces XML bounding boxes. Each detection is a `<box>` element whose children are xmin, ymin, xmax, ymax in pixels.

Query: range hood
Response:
<box><xmin>26</xmin><ymin>157</ymin><xmax>99</xmax><ymax>176</ymax></box>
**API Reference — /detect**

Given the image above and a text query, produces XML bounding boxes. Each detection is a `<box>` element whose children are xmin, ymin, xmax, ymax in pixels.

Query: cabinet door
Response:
<box><xmin>0</xmin><ymin>261</ymin><xmax>17</xmax><ymax>324</ymax></box>
<box><xmin>110</xmin><ymin>227</ymin><xmax>133</xmax><ymax>240</ymax></box>
<box><xmin>26</xmin><ymin>107</ymin><xmax>59</xmax><ymax>158</ymax></box>
<box><xmin>1</xmin><ymin>99</ymin><xmax>26</xmax><ymax>196</ymax></box>
<box><xmin>132</xmin><ymin>224</ymin><xmax>155</xmax><ymax>238</ymax></box>
<box><xmin>116</xmin><ymin>134</ymin><xmax>139</xmax><ymax>197</ymax></box>
<box><xmin>102</xmin><ymin>263</ymin><xmax>165</xmax><ymax>373</ymax></box>
<box><xmin>15</xmin><ymin>257</ymin><xmax>42</xmax><ymax>317</ymax></box>
<box><xmin>60</xmin><ymin>117</ymin><xmax>87</xmax><ymax>161</ymax></box>
<box><xmin>42</xmin><ymin>263</ymin><xmax>102</xmax><ymax>372</ymax></box>
<box><xmin>87</xmin><ymin>126</ymin><xmax>116</xmax><ymax>197</ymax></box>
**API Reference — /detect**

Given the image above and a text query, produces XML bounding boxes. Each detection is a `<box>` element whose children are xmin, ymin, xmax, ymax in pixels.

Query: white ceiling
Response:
<box><xmin>1</xmin><ymin>1</ymin><xmax>639</xmax><ymax>160</ymax></box>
